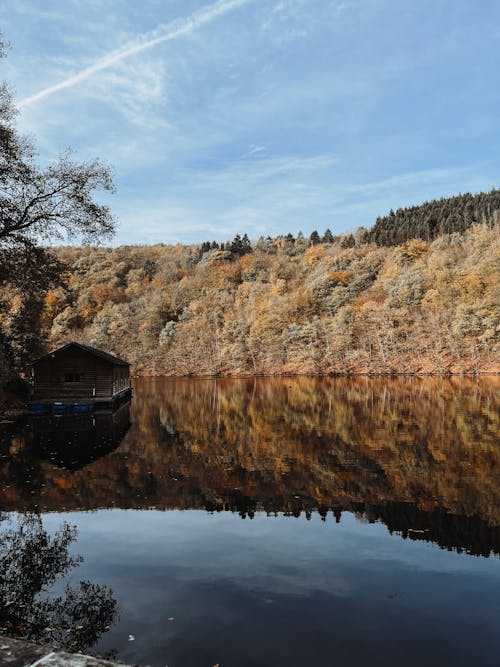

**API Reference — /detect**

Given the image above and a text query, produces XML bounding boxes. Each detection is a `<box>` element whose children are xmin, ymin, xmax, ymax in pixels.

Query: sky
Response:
<box><xmin>1</xmin><ymin>0</ymin><xmax>500</xmax><ymax>245</ymax></box>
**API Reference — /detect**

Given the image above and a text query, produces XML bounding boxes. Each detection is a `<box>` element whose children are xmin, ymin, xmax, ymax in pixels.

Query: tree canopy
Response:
<box><xmin>0</xmin><ymin>34</ymin><xmax>116</xmax><ymax>372</ymax></box>
<box><xmin>367</xmin><ymin>189</ymin><xmax>500</xmax><ymax>246</ymax></box>
<box><xmin>0</xmin><ymin>39</ymin><xmax>115</xmax><ymax>288</ymax></box>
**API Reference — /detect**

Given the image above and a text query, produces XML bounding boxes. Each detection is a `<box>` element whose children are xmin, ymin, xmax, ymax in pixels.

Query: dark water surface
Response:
<box><xmin>0</xmin><ymin>376</ymin><xmax>499</xmax><ymax>667</ymax></box>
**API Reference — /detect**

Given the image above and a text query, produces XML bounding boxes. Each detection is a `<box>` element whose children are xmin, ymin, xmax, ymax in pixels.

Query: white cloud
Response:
<box><xmin>113</xmin><ymin>162</ymin><xmax>487</xmax><ymax>245</ymax></box>
<box><xmin>114</xmin><ymin>152</ymin><xmax>340</xmax><ymax>243</ymax></box>
<box><xmin>343</xmin><ymin>167</ymin><xmax>473</xmax><ymax>198</ymax></box>
<box><xmin>86</xmin><ymin>58</ymin><xmax>169</xmax><ymax>129</ymax></box>
<box><xmin>18</xmin><ymin>0</ymin><xmax>254</xmax><ymax>108</ymax></box>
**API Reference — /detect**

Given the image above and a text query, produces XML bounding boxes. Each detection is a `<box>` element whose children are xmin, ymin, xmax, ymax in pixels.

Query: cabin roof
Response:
<box><xmin>31</xmin><ymin>342</ymin><xmax>130</xmax><ymax>367</ymax></box>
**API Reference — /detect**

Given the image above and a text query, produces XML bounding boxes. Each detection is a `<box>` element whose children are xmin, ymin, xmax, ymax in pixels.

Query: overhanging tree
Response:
<box><xmin>0</xmin><ymin>34</ymin><xmax>116</xmax><ymax>371</ymax></box>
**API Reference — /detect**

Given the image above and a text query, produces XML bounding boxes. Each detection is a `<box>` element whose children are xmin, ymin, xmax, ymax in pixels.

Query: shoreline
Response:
<box><xmin>131</xmin><ymin>370</ymin><xmax>500</xmax><ymax>378</ymax></box>
<box><xmin>0</xmin><ymin>635</ymin><xmax>141</xmax><ymax>667</ymax></box>
<box><xmin>1</xmin><ymin>371</ymin><xmax>498</xmax><ymax>420</ymax></box>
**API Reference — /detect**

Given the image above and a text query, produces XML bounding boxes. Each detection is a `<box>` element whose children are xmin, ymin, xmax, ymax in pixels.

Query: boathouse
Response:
<box><xmin>30</xmin><ymin>342</ymin><xmax>131</xmax><ymax>407</ymax></box>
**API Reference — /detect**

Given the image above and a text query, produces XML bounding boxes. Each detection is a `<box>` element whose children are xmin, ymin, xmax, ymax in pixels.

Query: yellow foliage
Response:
<box><xmin>356</xmin><ymin>286</ymin><xmax>387</xmax><ymax>306</ymax></box>
<box><xmin>239</xmin><ymin>254</ymin><xmax>254</xmax><ymax>270</ymax></box>
<box><xmin>421</xmin><ymin>288</ymin><xmax>439</xmax><ymax>308</ymax></box>
<box><xmin>304</xmin><ymin>246</ymin><xmax>327</xmax><ymax>265</ymax></box>
<box><xmin>459</xmin><ymin>273</ymin><xmax>485</xmax><ymax>300</ymax></box>
<box><xmin>398</xmin><ymin>238</ymin><xmax>429</xmax><ymax>261</ymax></box>
<box><xmin>270</xmin><ymin>279</ymin><xmax>287</xmax><ymax>295</ymax></box>
<box><xmin>30</xmin><ymin>225</ymin><xmax>499</xmax><ymax>376</ymax></box>
<box><xmin>44</xmin><ymin>290</ymin><xmax>61</xmax><ymax>311</ymax></box>
<box><xmin>151</xmin><ymin>275</ymin><xmax>168</xmax><ymax>290</ymax></box>
<box><xmin>328</xmin><ymin>270</ymin><xmax>352</xmax><ymax>286</ymax></box>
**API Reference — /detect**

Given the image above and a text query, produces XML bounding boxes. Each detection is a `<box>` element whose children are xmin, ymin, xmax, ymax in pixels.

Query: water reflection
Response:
<box><xmin>0</xmin><ymin>512</ymin><xmax>117</xmax><ymax>652</ymax></box>
<box><xmin>0</xmin><ymin>377</ymin><xmax>499</xmax><ymax>556</ymax></box>
<box><xmin>29</xmin><ymin>401</ymin><xmax>130</xmax><ymax>471</ymax></box>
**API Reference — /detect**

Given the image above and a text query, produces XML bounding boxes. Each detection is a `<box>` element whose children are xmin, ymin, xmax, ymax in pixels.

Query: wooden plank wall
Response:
<box><xmin>33</xmin><ymin>349</ymin><xmax>116</xmax><ymax>398</ymax></box>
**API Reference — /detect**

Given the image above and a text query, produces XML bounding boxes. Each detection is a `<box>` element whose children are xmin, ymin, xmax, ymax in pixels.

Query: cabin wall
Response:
<box><xmin>112</xmin><ymin>365</ymin><xmax>131</xmax><ymax>395</ymax></box>
<box><xmin>32</xmin><ymin>349</ymin><xmax>114</xmax><ymax>399</ymax></box>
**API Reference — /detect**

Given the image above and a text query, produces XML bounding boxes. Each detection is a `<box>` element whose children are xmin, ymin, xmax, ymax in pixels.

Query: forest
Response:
<box><xmin>367</xmin><ymin>189</ymin><xmax>500</xmax><ymax>246</ymax></box>
<box><xmin>2</xmin><ymin>208</ymin><xmax>499</xmax><ymax>381</ymax></box>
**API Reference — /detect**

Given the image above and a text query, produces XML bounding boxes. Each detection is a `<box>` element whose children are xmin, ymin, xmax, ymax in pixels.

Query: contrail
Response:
<box><xmin>19</xmin><ymin>0</ymin><xmax>253</xmax><ymax>108</ymax></box>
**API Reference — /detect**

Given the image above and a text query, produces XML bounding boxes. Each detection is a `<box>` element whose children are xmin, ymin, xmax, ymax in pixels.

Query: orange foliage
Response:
<box><xmin>32</xmin><ymin>224</ymin><xmax>499</xmax><ymax>376</ymax></box>
<box><xmin>304</xmin><ymin>246</ymin><xmax>327</xmax><ymax>265</ymax></box>
<box><xmin>328</xmin><ymin>270</ymin><xmax>352</xmax><ymax>286</ymax></box>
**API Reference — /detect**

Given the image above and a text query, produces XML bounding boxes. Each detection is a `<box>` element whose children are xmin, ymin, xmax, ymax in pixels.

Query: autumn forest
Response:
<box><xmin>1</xmin><ymin>28</ymin><xmax>499</xmax><ymax>390</ymax></box>
<box><xmin>2</xmin><ymin>189</ymin><xmax>498</xmax><ymax>382</ymax></box>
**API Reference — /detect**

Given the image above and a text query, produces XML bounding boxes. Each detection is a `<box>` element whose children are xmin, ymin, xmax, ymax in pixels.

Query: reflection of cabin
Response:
<box><xmin>30</xmin><ymin>401</ymin><xmax>131</xmax><ymax>471</ymax></box>
<box><xmin>30</xmin><ymin>342</ymin><xmax>131</xmax><ymax>407</ymax></box>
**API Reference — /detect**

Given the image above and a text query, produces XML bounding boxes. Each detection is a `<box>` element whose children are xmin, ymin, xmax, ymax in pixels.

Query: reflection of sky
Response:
<box><xmin>1</xmin><ymin>1</ymin><xmax>500</xmax><ymax>244</ymax></box>
<box><xmin>36</xmin><ymin>509</ymin><xmax>500</xmax><ymax>667</ymax></box>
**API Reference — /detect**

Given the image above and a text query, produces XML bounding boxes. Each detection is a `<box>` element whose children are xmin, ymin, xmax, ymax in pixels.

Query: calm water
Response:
<box><xmin>0</xmin><ymin>376</ymin><xmax>499</xmax><ymax>667</ymax></box>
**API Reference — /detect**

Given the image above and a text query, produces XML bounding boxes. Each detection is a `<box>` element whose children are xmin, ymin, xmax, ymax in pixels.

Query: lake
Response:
<box><xmin>0</xmin><ymin>376</ymin><xmax>499</xmax><ymax>667</ymax></box>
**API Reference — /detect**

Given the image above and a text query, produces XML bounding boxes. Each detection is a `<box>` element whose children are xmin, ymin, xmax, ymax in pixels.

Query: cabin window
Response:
<box><xmin>64</xmin><ymin>373</ymin><xmax>84</xmax><ymax>383</ymax></box>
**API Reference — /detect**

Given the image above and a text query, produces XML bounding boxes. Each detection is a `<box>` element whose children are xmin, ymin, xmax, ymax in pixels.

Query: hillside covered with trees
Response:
<box><xmin>2</xmin><ymin>214</ymin><xmax>497</xmax><ymax>378</ymax></box>
<box><xmin>1</xmin><ymin>28</ymin><xmax>499</xmax><ymax>386</ymax></box>
<box><xmin>367</xmin><ymin>188</ymin><xmax>500</xmax><ymax>246</ymax></box>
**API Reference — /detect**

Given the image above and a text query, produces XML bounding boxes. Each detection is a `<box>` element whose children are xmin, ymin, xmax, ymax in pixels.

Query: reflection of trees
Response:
<box><xmin>0</xmin><ymin>513</ymin><xmax>116</xmax><ymax>652</ymax></box>
<box><xmin>0</xmin><ymin>376</ymin><xmax>499</xmax><ymax>556</ymax></box>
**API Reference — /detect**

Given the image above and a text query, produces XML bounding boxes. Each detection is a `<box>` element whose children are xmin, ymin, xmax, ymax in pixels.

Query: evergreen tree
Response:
<box><xmin>230</xmin><ymin>234</ymin><xmax>243</xmax><ymax>255</ymax></box>
<box><xmin>340</xmin><ymin>233</ymin><xmax>356</xmax><ymax>248</ymax></box>
<box><xmin>241</xmin><ymin>233</ymin><xmax>253</xmax><ymax>254</ymax></box>
<box><xmin>310</xmin><ymin>230</ymin><xmax>321</xmax><ymax>245</ymax></box>
<box><xmin>323</xmin><ymin>228</ymin><xmax>334</xmax><ymax>243</ymax></box>
<box><xmin>367</xmin><ymin>189</ymin><xmax>500</xmax><ymax>246</ymax></box>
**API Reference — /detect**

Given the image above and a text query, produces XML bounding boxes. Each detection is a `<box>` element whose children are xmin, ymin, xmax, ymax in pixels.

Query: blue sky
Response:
<box><xmin>1</xmin><ymin>0</ymin><xmax>499</xmax><ymax>245</ymax></box>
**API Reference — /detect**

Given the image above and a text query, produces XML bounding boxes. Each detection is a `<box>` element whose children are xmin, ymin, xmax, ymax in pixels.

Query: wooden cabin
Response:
<box><xmin>30</xmin><ymin>342</ymin><xmax>131</xmax><ymax>407</ymax></box>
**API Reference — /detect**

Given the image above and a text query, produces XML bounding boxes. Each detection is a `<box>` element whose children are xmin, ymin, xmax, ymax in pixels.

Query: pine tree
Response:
<box><xmin>323</xmin><ymin>228</ymin><xmax>334</xmax><ymax>243</ymax></box>
<box><xmin>340</xmin><ymin>233</ymin><xmax>355</xmax><ymax>248</ymax></box>
<box><xmin>241</xmin><ymin>233</ymin><xmax>253</xmax><ymax>254</ymax></box>
<box><xmin>230</xmin><ymin>234</ymin><xmax>243</xmax><ymax>255</ymax></box>
<box><xmin>310</xmin><ymin>230</ymin><xmax>321</xmax><ymax>246</ymax></box>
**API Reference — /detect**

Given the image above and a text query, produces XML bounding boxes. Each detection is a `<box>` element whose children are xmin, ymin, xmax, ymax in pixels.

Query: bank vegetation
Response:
<box><xmin>4</xmin><ymin>215</ymin><xmax>497</xmax><ymax>377</ymax></box>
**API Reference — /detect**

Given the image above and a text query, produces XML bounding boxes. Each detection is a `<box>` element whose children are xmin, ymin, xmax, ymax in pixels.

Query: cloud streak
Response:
<box><xmin>18</xmin><ymin>0</ymin><xmax>253</xmax><ymax>108</ymax></box>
